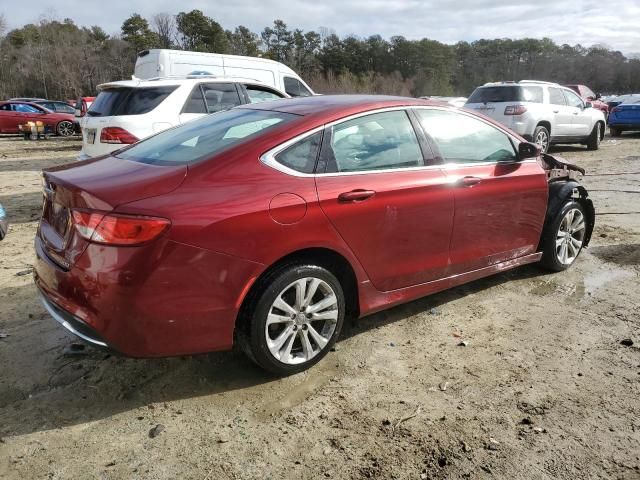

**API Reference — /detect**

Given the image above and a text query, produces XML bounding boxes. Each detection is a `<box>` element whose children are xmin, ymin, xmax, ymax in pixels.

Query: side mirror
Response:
<box><xmin>585</xmin><ymin>101</ymin><xmax>593</xmax><ymax>109</ymax></box>
<box><xmin>518</xmin><ymin>141</ymin><xmax>541</xmax><ymax>160</ymax></box>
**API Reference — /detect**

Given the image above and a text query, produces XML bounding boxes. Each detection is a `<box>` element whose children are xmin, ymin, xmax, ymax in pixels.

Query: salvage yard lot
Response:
<box><xmin>0</xmin><ymin>134</ymin><xmax>639</xmax><ymax>479</ymax></box>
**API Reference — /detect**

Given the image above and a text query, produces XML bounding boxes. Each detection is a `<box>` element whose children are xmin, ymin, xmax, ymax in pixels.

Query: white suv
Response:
<box><xmin>465</xmin><ymin>80</ymin><xmax>606</xmax><ymax>152</ymax></box>
<box><xmin>79</xmin><ymin>76</ymin><xmax>289</xmax><ymax>159</ymax></box>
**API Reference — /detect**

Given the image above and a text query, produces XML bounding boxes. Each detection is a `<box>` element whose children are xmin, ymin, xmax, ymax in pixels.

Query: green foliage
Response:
<box><xmin>175</xmin><ymin>10</ymin><xmax>228</xmax><ymax>53</ymax></box>
<box><xmin>121</xmin><ymin>13</ymin><xmax>158</xmax><ymax>52</ymax></box>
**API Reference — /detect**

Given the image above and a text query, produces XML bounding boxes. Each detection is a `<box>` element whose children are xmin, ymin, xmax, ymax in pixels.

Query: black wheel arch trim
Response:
<box><xmin>541</xmin><ymin>180</ymin><xmax>595</xmax><ymax>249</ymax></box>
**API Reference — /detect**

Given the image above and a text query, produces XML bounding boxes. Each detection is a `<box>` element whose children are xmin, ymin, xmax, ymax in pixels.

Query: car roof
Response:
<box><xmin>239</xmin><ymin>94</ymin><xmax>438</xmax><ymax>121</ymax></box>
<box><xmin>97</xmin><ymin>76</ymin><xmax>281</xmax><ymax>90</ymax></box>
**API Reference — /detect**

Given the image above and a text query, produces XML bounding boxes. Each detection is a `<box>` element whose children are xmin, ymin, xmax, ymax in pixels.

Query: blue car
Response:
<box><xmin>0</xmin><ymin>203</ymin><xmax>8</xmax><ymax>241</ymax></box>
<box><xmin>609</xmin><ymin>98</ymin><xmax>640</xmax><ymax>137</ymax></box>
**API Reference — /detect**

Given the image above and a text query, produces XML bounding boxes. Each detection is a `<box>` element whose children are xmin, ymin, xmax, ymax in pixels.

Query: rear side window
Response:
<box><xmin>549</xmin><ymin>88</ymin><xmax>566</xmax><ymax>105</ymax></box>
<box><xmin>284</xmin><ymin>77</ymin><xmax>312</xmax><ymax>97</ymax></box>
<box><xmin>116</xmin><ymin>109</ymin><xmax>296</xmax><ymax>165</ymax></box>
<box><xmin>274</xmin><ymin>132</ymin><xmax>322</xmax><ymax>173</ymax></box>
<box><xmin>201</xmin><ymin>83</ymin><xmax>242</xmax><ymax>113</ymax></box>
<box><xmin>521</xmin><ymin>87</ymin><xmax>543</xmax><ymax>103</ymax></box>
<box><xmin>88</xmin><ymin>86</ymin><xmax>177</xmax><ymax>116</ymax></box>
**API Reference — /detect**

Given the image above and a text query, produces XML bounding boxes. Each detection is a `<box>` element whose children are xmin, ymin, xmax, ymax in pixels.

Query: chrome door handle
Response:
<box><xmin>553</xmin><ymin>110</ymin><xmax>559</xmax><ymax>113</ymax></box>
<box><xmin>338</xmin><ymin>189</ymin><xmax>376</xmax><ymax>202</ymax></box>
<box><xmin>457</xmin><ymin>176</ymin><xmax>482</xmax><ymax>187</ymax></box>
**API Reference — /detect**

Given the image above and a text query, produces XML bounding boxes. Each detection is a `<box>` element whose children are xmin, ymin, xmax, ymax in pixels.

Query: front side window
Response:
<box><xmin>563</xmin><ymin>90</ymin><xmax>584</xmax><ymax>109</ymax></box>
<box><xmin>324</xmin><ymin>110</ymin><xmax>423</xmax><ymax>173</ymax></box>
<box><xmin>274</xmin><ymin>132</ymin><xmax>322</xmax><ymax>173</ymax></box>
<box><xmin>117</xmin><ymin>109</ymin><xmax>296</xmax><ymax>165</ymax></box>
<box><xmin>201</xmin><ymin>83</ymin><xmax>242</xmax><ymax>113</ymax></box>
<box><xmin>284</xmin><ymin>77</ymin><xmax>312</xmax><ymax>97</ymax></box>
<box><xmin>548</xmin><ymin>87</ymin><xmax>566</xmax><ymax>106</ymax></box>
<box><xmin>416</xmin><ymin>109</ymin><xmax>517</xmax><ymax>164</ymax></box>
<box><xmin>246</xmin><ymin>85</ymin><xmax>284</xmax><ymax>104</ymax></box>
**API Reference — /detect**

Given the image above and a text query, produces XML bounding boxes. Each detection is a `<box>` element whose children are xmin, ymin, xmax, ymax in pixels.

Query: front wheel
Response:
<box><xmin>242</xmin><ymin>264</ymin><xmax>345</xmax><ymax>375</ymax></box>
<box><xmin>56</xmin><ymin>120</ymin><xmax>74</xmax><ymax>137</ymax></box>
<box><xmin>533</xmin><ymin>125</ymin><xmax>550</xmax><ymax>153</ymax></box>
<box><xmin>586</xmin><ymin>122</ymin><xmax>601</xmax><ymax>150</ymax></box>
<box><xmin>540</xmin><ymin>201</ymin><xmax>587</xmax><ymax>272</ymax></box>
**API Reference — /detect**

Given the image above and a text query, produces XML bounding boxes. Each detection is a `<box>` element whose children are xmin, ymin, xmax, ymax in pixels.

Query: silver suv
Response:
<box><xmin>465</xmin><ymin>80</ymin><xmax>606</xmax><ymax>152</ymax></box>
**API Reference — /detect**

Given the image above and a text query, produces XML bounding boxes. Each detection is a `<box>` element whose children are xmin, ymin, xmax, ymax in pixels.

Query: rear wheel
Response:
<box><xmin>586</xmin><ymin>122</ymin><xmax>601</xmax><ymax>150</ymax></box>
<box><xmin>540</xmin><ymin>201</ymin><xmax>587</xmax><ymax>272</ymax></box>
<box><xmin>533</xmin><ymin>125</ymin><xmax>550</xmax><ymax>153</ymax></box>
<box><xmin>609</xmin><ymin>126</ymin><xmax>622</xmax><ymax>137</ymax></box>
<box><xmin>56</xmin><ymin>120</ymin><xmax>74</xmax><ymax>137</ymax></box>
<box><xmin>241</xmin><ymin>264</ymin><xmax>345</xmax><ymax>375</ymax></box>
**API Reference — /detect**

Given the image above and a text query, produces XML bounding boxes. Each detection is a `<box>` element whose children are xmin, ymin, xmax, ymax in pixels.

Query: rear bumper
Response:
<box><xmin>608</xmin><ymin>121</ymin><xmax>640</xmax><ymax>129</ymax></box>
<box><xmin>34</xmin><ymin>234</ymin><xmax>263</xmax><ymax>357</ymax></box>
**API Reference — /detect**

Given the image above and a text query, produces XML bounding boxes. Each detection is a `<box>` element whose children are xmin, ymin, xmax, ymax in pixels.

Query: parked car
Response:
<box><xmin>33</xmin><ymin>100</ymin><xmax>76</xmax><ymax>115</ymax></box>
<box><xmin>35</xmin><ymin>95</ymin><xmax>595</xmax><ymax>374</ymax></box>
<box><xmin>606</xmin><ymin>94</ymin><xmax>640</xmax><ymax>112</ymax></box>
<box><xmin>8</xmin><ymin>97</ymin><xmax>46</xmax><ymax>102</ymax></box>
<box><xmin>565</xmin><ymin>84</ymin><xmax>609</xmax><ymax>119</ymax></box>
<box><xmin>78</xmin><ymin>76</ymin><xmax>289</xmax><ymax>159</ymax></box>
<box><xmin>0</xmin><ymin>101</ymin><xmax>76</xmax><ymax>136</ymax></box>
<box><xmin>608</xmin><ymin>97</ymin><xmax>640</xmax><ymax>136</ymax></box>
<box><xmin>0</xmin><ymin>202</ymin><xmax>8</xmax><ymax>241</ymax></box>
<box><xmin>420</xmin><ymin>96</ymin><xmax>467</xmax><ymax>108</ymax></box>
<box><xmin>74</xmin><ymin>96</ymin><xmax>95</xmax><ymax>118</ymax></box>
<box><xmin>465</xmin><ymin>80</ymin><xmax>606</xmax><ymax>153</ymax></box>
<box><xmin>135</xmin><ymin>49</ymin><xmax>314</xmax><ymax>97</ymax></box>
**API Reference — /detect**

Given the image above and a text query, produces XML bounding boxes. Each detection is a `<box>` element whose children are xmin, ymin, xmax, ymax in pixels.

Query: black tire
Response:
<box><xmin>533</xmin><ymin>125</ymin><xmax>550</xmax><ymax>153</ymax></box>
<box><xmin>586</xmin><ymin>122</ymin><xmax>601</xmax><ymax>150</ymax></box>
<box><xmin>609</xmin><ymin>127</ymin><xmax>622</xmax><ymax>137</ymax></box>
<box><xmin>540</xmin><ymin>200</ymin><xmax>587</xmax><ymax>272</ymax></box>
<box><xmin>240</xmin><ymin>263</ymin><xmax>345</xmax><ymax>375</ymax></box>
<box><xmin>56</xmin><ymin>120</ymin><xmax>74</xmax><ymax>137</ymax></box>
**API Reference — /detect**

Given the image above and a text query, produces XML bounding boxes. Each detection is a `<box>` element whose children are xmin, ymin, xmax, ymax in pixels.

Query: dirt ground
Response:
<box><xmin>0</xmin><ymin>133</ymin><xmax>639</xmax><ymax>480</ymax></box>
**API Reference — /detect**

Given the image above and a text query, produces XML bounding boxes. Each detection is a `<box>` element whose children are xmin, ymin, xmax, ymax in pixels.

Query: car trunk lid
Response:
<box><xmin>39</xmin><ymin>156</ymin><xmax>187</xmax><ymax>268</ymax></box>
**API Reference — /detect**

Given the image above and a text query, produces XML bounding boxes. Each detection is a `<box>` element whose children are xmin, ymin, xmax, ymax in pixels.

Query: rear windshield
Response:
<box><xmin>116</xmin><ymin>108</ymin><xmax>297</xmax><ymax>165</ymax></box>
<box><xmin>467</xmin><ymin>86</ymin><xmax>543</xmax><ymax>103</ymax></box>
<box><xmin>88</xmin><ymin>86</ymin><xmax>177</xmax><ymax>116</ymax></box>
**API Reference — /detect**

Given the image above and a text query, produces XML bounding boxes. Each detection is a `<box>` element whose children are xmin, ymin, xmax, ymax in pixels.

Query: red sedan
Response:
<box><xmin>34</xmin><ymin>96</ymin><xmax>595</xmax><ymax>374</ymax></box>
<box><xmin>0</xmin><ymin>101</ymin><xmax>76</xmax><ymax>136</ymax></box>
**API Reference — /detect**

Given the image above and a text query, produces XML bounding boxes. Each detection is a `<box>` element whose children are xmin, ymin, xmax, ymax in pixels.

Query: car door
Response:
<box><xmin>548</xmin><ymin>87</ymin><xmax>573</xmax><ymax>136</ymax></box>
<box><xmin>0</xmin><ymin>103</ymin><xmax>15</xmax><ymax>132</ymax></box>
<box><xmin>414</xmin><ymin>108</ymin><xmax>548</xmax><ymax>275</ymax></box>
<box><xmin>179</xmin><ymin>82</ymin><xmax>242</xmax><ymax>125</ymax></box>
<box><xmin>315</xmin><ymin>109</ymin><xmax>454</xmax><ymax>292</ymax></box>
<box><xmin>563</xmin><ymin>89</ymin><xmax>591</xmax><ymax>137</ymax></box>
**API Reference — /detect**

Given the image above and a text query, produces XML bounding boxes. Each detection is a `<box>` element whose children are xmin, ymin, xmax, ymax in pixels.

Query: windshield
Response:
<box><xmin>116</xmin><ymin>108</ymin><xmax>297</xmax><ymax>165</ymax></box>
<box><xmin>88</xmin><ymin>86</ymin><xmax>177</xmax><ymax>116</ymax></box>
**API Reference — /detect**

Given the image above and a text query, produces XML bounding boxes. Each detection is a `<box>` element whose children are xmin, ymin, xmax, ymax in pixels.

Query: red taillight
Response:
<box><xmin>100</xmin><ymin>127</ymin><xmax>138</xmax><ymax>144</ymax></box>
<box><xmin>72</xmin><ymin>210</ymin><xmax>170</xmax><ymax>246</ymax></box>
<box><xmin>504</xmin><ymin>105</ymin><xmax>528</xmax><ymax>115</ymax></box>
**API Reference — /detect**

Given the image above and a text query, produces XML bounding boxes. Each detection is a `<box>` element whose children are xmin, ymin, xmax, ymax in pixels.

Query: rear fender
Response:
<box><xmin>542</xmin><ymin>180</ymin><xmax>595</xmax><ymax>248</ymax></box>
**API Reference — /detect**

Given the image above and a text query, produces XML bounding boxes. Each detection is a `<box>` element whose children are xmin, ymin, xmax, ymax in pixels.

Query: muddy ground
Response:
<box><xmin>0</xmin><ymin>133</ymin><xmax>638</xmax><ymax>480</ymax></box>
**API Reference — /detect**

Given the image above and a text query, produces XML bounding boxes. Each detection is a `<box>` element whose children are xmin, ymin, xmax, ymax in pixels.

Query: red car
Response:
<box><xmin>565</xmin><ymin>85</ymin><xmax>609</xmax><ymax>119</ymax></box>
<box><xmin>34</xmin><ymin>96</ymin><xmax>595</xmax><ymax>374</ymax></box>
<box><xmin>0</xmin><ymin>101</ymin><xmax>76</xmax><ymax>136</ymax></box>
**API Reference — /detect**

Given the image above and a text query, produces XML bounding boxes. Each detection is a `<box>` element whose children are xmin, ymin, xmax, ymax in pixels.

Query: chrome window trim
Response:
<box><xmin>260</xmin><ymin>105</ymin><xmax>530</xmax><ymax>178</ymax></box>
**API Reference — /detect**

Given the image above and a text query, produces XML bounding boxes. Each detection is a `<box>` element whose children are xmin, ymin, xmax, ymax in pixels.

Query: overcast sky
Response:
<box><xmin>4</xmin><ymin>0</ymin><xmax>640</xmax><ymax>54</ymax></box>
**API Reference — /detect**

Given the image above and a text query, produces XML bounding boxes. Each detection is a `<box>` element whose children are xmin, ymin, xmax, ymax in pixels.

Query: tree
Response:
<box><xmin>176</xmin><ymin>10</ymin><xmax>228</xmax><ymax>53</ymax></box>
<box><xmin>152</xmin><ymin>13</ymin><xmax>175</xmax><ymax>49</ymax></box>
<box><xmin>227</xmin><ymin>26</ymin><xmax>260</xmax><ymax>56</ymax></box>
<box><xmin>261</xmin><ymin>20</ymin><xmax>293</xmax><ymax>62</ymax></box>
<box><xmin>121</xmin><ymin>13</ymin><xmax>157</xmax><ymax>53</ymax></box>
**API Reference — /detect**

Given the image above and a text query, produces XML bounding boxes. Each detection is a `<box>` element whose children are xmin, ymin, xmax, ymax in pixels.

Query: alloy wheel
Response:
<box><xmin>556</xmin><ymin>208</ymin><xmax>585</xmax><ymax>265</ymax></box>
<box><xmin>265</xmin><ymin>277</ymin><xmax>339</xmax><ymax>365</ymax></box>
<box><xmin>57</xmin><ymin>121</ymin><xmax>74</xmax><ymax>137</ymax></box>
<box><xmin>535</xmin><ymin>130</ymin><xmax>549</xmax><ymax>152</ymax></box>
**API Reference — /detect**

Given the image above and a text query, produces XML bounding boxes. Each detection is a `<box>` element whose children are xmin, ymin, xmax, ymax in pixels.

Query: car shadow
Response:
<box><xmin>0</xmin><ymin>191</ymin><xmax>44</xmax><ymax>225</ymax></box>
<box><xmin>0</xmin><ymin>264</ymin><xmax>549</xmax><ymax>438</ymax></box>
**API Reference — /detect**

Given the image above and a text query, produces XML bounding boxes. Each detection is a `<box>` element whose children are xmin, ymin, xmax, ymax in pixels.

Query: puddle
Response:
<box><xmin>591</xmin><ymin>244</ymin><xmax>640</xmax><ymax>266</ymax></box>
<box><xmin>529</xmin><ymin>266</ymin><xmax>634</xmax><ymax>300</ymax></box>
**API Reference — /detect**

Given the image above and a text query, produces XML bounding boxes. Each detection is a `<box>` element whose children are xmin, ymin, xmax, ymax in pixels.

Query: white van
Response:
<box><xmin>135</xmin><ymin>49</ymin><xmax>314</xmax><ymax>97</ymax></box>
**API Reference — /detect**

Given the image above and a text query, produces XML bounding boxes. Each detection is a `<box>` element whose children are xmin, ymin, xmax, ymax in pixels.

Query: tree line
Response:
<box><xmin>1</xmin><ymin>10</ymin><xmax>639</xmax><ymax>101</ymax></box>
